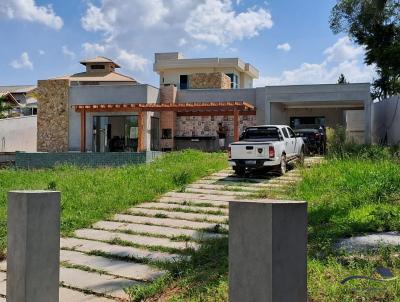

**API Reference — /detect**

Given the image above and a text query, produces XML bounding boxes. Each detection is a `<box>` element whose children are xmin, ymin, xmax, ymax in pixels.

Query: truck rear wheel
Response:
<box><xmin>279</xmin><ymin>155</ymin><xmax>287</xmax><ymax>175</ymax></box>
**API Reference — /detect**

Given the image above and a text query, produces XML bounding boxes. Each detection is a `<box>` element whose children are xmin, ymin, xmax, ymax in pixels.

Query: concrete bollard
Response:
<box><xmin>229</xmin><ymin>199</ymin><xmax>307</xmax><ymax>302</ymax></box>
<box><xmin>7</xmin><ymin>190</ymin><xmax>60</xmax><ymax>302</ymax></box>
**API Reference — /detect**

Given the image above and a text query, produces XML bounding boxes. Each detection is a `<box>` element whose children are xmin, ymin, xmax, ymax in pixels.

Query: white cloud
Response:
<box><xmin>277</xmin><ymin>42</ymin><xmax>291</xmax><ymax>52</ymax></box>
<box><xmin>0</xmin><ymin>0</ymin><xmax>63</xmax><ymax>29</ymax></box>
<box><xmin>255</xmin><ymin>37</ymin><xmax>375</xmax><ymax>86</ymax></box>
<box><xmin>10</xmin><ymin>52</ymin><xmax>33</xmax><ymax>70</ymax></box>
<box><xmin>185</xmin><ymin>0</ymin><xmax>273</xmax><ymax>46</ymax></box>
<box><xmin>38</xmin><ymin>49</ymin><xmax>45</xmax><ymax>55</ymax></box>
<box><xmin>82</xmin><ymin>42</ymin><xmax>106</xmax><ymax>56</ymax></box>
<box><xmin>62</xmin><ymin>46</ymin><xmax>76</xmax><ymax>60</ymax></box>
<box><xmin>117</xmin><ymin>49</ymin><xmax>148</xmax><ymax>71</ymax></box>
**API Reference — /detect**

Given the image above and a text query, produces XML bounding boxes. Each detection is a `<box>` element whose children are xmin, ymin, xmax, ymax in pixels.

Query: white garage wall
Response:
<box><xmin>372</xmin><ymin>96</ymin><xmax>400</xmax><ymax>145</ymax></box>
<box><xmin>0</xmin><ymin>116</ymin><xmax>37</xmax><ymax>152</ymax></box>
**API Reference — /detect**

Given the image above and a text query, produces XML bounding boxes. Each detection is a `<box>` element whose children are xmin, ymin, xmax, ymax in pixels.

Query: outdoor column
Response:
<box><xmin>7</xmin><ymin>190</ymin><xmax>61</xmax><ymax>302</ymax></box>
<box><xmin>80</xmin><ymin>109</ymin><xmax>86</xmax><ymax>152</ymax></box>
<box><xmin>137</xmin><ymin>111</ymin><xmax>145</xmax><ymax>152</ymax></box>
<box><xmin>229</xmin><ymin>199</ymin><xmax>307</xmax><ymax>302</ymax></box>
<box><xmin>233</xmin><ymin>109</ymin><xmax>239</xmax><ymax>142</ymax></box>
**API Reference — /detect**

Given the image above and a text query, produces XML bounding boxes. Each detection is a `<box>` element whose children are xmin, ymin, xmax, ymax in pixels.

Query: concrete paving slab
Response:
<box><xmin>165</xmin><ymin>192</ymin><xmax>235</xmax><ymax>201</ymax></box>
<box><xmin>187</xmin><ymin>183</ymin><xmax>261</xmax><ymax>192</ymax></box>
<box><xmin>204</xmin><ymin>175</ymin><xmax>269</xmax><ymax>182</ymax></box>
<box><xmin>74</xmin><ymin>229</ymin><xmax>198</xmax><ymax>250</ymax></box>
<box><xmin>336</xmin><ymin>232</ymin><xmax>400</xmax><ymax>253</ymax></box>
<box><xmin>93</xmin><ymin>220</ymin><xmax>222</xmax><ymax>240</ymax></box>
<box><xmin>158</xmin><ymin>197</ymin><xmax>228</xmax><ymax>208</ymax></box>
<box><xmin>0</xmin><ymin>271</ymin><xmax>5</xmax><ymax>296</ymax></box>
<box><xmin>137</xmin><ymin>202</ymin><xmax>229</xmax><ymax>215</ymax></box>
<box><xmin>61</xmin><ymin>237</ymin><xmax>181</xmax><ymax>262</ymax></box>
<box><xmin>60</xmin><ymin>250</ymin><xmax>165</xmax><ymax>281</ymax></box>
<box><xmin>60</xmin><ymin>267</ymin><xmax>137</xmax><ymax>299</ymax></box>
<box><xmin>184</xmin><ymin>188</ymin><xmax>251</xmax><ymax>196</ymax></box>
<box><xmin>112</xmin><ymin>214</ymin><xmax>228</xmax><ymax>230</ymax></box>
<box><xmin>127</xmin><ymin>208</ymin><xmax>228</xmax><ymax>223</ymax></box>
<box><xmin>60</xmin><ymin>287</ymin><xmax>113</xmax><ymax>302</ymax></box>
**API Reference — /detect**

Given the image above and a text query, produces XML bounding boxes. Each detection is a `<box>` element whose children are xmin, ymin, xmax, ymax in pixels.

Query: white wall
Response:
<box><xmin>0</xmin><ymin>116</ymin><xmax>37</xmax><ymax>152</ymax></box>
<box><xmin>372</xmin><ymin>96</ymin><xmax>400</xmax><ymax>145</ymax></box>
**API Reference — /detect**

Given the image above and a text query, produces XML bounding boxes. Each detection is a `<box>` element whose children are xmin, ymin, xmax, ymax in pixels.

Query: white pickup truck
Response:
<box><xmin>228</xmin><ymin>125</ymin><xmax>305</xmax><ymax>176</ymax></box>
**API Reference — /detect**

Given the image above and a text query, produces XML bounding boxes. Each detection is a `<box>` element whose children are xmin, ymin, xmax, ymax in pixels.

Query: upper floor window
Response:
<box><xmin>226</xmin><ymin>73</ymin><xmax>239</xmax><ymax>89</ymax></box>
<box><xmin>91</xmin><ymin>64</ymin><xmax>106</xmax><ymax>70</ymax></box>
<box><xmin>180</xmin><ymin>75</ymin><xmax>188</xmax><ymax>90</ymax></box>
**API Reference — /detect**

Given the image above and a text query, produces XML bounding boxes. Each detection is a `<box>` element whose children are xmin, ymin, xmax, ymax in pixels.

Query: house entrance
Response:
<box><xmin>92</xmin><ymin>115</ymin><xmax>138</xmax><ymax>152</ymax></box>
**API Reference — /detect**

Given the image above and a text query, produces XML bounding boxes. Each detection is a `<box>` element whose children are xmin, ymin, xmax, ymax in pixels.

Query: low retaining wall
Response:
<box><xmin>0</xmin><ymin>116</ymin><xmax>37</xmax><ymax>152</ymax></box>
<box><xmin>15</xmin><ymin>151</ymin><xmax>163</xmax><ymax>169</ymax></box>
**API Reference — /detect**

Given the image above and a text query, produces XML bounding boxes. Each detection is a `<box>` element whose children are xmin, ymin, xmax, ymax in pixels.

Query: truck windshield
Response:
<box><xmin>242</xmin><ymin>127</ymin><xmax>280</xmax><ymax>140</ymax></box>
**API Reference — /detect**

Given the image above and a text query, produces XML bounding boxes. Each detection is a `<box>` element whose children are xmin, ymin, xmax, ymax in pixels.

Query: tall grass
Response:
<box><xmin>0</xmin><ymin>150</ymin><xmax>228</xmax><ymax>259</ymax></box>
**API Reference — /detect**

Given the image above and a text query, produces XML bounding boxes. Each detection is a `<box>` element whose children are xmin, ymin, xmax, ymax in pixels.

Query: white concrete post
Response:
<box><xmin>7</xmin><ymin>190</ymin><xmax>60</xmax><ymax>302</ymax></box>
<box><xmin>229</xmin><ymin>199</ymin><xmax>307</xmax><ymax>302</ymax></box>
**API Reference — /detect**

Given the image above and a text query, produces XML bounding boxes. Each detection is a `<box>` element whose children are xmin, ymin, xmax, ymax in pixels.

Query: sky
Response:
<box><xmin>0</xmin><ymin>0</ymin><xmax>376</xmax><ymax>87</ymax></box>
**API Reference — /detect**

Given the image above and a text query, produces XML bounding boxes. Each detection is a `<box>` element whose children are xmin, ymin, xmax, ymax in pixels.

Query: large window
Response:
<box><xmin>180</xmin><ymin>75</ymin><xmax>188</xmax><ymax>90</ymax></box>
<box><xmin>290</xmin><ymin>116</ymin><xmax>326</xmax><ymax>129</ymax></box>
<box><xmin>226</xmin><ymin>73</ymin><xmax>239</xmax><ymax>89</ymax></box>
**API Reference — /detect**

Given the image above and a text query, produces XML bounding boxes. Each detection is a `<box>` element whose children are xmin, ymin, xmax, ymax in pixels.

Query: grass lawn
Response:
<box><xmin>148</xmin><ymin>157</ymin><xmax>400</xmax><ymax>302</ymax></box>
<box><xmin>0</xmin><ymin>150</ymin><xmax>228</xmax><ymax>260</ymax></box>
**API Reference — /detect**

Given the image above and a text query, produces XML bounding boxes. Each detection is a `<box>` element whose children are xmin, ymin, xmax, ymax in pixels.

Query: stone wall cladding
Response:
<box><xmin>176</xmin><ymin>115</ymin><xmax>257</xmax><ymax>137</ymax></box>
<box><xmin>189</xmin><ymin>72</ymin><xmax>231</xmax><ymax>89</ymax></box>
<box><xmin>15</xmin><ymin>151</ymin><xmax>163</xmax><ymax>169</ymax></box>
<box><xmin>37</xmin><ymin>79</ymin><xmax>70</xmax><ymax>152</ymax></box>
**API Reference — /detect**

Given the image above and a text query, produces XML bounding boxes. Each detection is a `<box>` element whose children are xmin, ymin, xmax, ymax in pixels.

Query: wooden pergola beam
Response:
<box><xmin>177</xmin><ymin>110</ymin><xmax>256</xmax><ymax>117</ymax></box>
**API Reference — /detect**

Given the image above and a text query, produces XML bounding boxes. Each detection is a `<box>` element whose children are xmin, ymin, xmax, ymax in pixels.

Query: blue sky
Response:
<box><xmin>0</xmin><ymin>0</ymin><xmax>375</xmax><ymax>86</ymax></box>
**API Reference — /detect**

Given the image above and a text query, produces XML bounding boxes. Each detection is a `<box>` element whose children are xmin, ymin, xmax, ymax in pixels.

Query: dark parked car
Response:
<box><xmin>294</xmin><ymin>124</ymin><xmax>326</xmax><ymax>155</ymax></box>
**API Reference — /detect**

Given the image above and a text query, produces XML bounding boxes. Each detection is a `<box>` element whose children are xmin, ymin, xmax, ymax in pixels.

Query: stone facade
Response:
<box><xmin>159</xmin><ymin>85</ymin><xmax>177</xmax><ymax>150</ymax></box>
<box><xmin>176</xmin><ymin>115</ymin><xmax>257</xmax><ymax>137</ymax></box>
<box><xmin>189</xmin><ymin>72</ymin><xmax>231</xmax><ymax>89</ymax></box>
<box><xmin>37</xmin><ymin>79</ymin><xmax>70</xmax><ymax>152</ymax></box>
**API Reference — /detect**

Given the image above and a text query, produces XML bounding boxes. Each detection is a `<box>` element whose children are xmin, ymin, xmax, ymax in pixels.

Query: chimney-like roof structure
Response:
<box><xmin>80</xmin><ymin>56</ymin><xmax>121</xmax><ymax>68</ymax></box>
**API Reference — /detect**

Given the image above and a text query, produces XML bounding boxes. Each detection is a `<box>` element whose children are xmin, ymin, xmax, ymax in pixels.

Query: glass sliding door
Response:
<box><xmin>92</xmin><ymin>115</ymin><xmax>138</xmax><ymax>152</ymax></box>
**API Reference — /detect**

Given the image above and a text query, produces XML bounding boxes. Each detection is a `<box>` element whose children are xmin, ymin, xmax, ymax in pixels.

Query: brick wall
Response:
<box><xmin>37</xmin><ymin>79</ymin><xmax>70</xmax><ymax>152</ymax></box>
<box><xmin>159</xmin><ymin>85</ymin><xmax>177</xmax><ymax>150</ymax></box>
<box><xmin>189</xmin><ymin>72</ymin><xmax>231</xmax><ymax>89</ymax></box>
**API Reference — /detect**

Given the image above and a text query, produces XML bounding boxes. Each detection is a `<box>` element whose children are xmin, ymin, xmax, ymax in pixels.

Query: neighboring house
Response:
<box><xmin>153</xmin><ymin>52</ymin><xmax>259</xmax><ymax>89</ymax></box>
<box><xmin>0</xmin><ymin>85</ymin><xmax>37</xmax><ymax>116</ymax></box>
<box><xmin>35</xmin><ymin>53</ymin><xmax>372</xmax><ymax>154</ymax></box>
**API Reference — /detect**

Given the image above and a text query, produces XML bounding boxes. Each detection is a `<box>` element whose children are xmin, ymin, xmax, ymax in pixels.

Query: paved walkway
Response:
<box><xmin>0</xmin><ymin>157</ymin><xmax>323</xmax><ymax>301</ymax></box>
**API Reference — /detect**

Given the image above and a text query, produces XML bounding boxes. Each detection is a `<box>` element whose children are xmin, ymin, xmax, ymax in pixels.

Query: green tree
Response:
<box><xmin>0</xmin><ymin>96</ymin><xmax>12</xmax><ymax>119</ymax></box>
<box><xmin>337</xmin><ymin>73</ymin><xmax>349</xmax><ymax>84</ymax></box>
<box><xmin>330</xmin><ymin>0</ymin><xmax>400</xmax><ymax>99</ymax></box>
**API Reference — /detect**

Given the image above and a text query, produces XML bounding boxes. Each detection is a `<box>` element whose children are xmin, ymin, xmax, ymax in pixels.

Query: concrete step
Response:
<box><xmin>187</xmin><ymin>183</ymin><xmax>261</xmax><ymax>192</ymax></box>
<box><xmin>93</xmin><ymin>220</ymin><xmax>222</xmax><ymax>240</ymax></box>
<box><xmin>127</xmin><ymin>207</ymin><xmax>228</xmax><ymax>223</ymax></box>
<box><xmin>0</xmin><ymin>271</ymin><xmax>5</xmax><ymax>296</ymax></box>
<box><xmin>184</xmin><ymin>188</ymin><xmax>250</xmax><ymax>196</ymax></box>
<box><xmin>165</xmin><ymin>192</ymin><xmax>235</xmax><ymax>201</ymax></box>
<box><xmin>61</xmin><ymin>237</ymin><xmax>181</xmax><ymax>262</ymax></box>
<box><xmin>112</xmin><ymin>214</ymin><xmax>228</xmax><ymax>230</ymax></box>
<box><xmin>60</xmin><ymin>267</ymin><xmax>137</xmax><ymax>300</ymax></box>
<box><xmin>204</xmin><ymin>175</ymin><xmax>270</xmax><ymax>182</ymax></box>
<box><xmin>60</xmin><ymin>250</ymin><xmax>165</xmax><ymax>281</ymax></box>
<box><xmin>136</xmin><ymin>202</ymin><xmax>229</xmax><ymax>215</ymax></box>
<box><xmin>74</xmin><ymin>228</ymin><xmax>199</xmax><ymax>251</ymax></box>
<box><xmin>158</xmin><ymin>196</ymin><xmax>228</xmax><ymax>208</ymax></box>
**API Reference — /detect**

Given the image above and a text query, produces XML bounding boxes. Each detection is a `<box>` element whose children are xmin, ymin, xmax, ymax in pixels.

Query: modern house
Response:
<box><xmin>0</xmin><ymin>85</ymin><xmax>37</xmax><ymax>116</ymax></box>
<box><xmin>34</xmin><ymin>53</ymin><xmax>371</xmax><ymax>156</ymax></box>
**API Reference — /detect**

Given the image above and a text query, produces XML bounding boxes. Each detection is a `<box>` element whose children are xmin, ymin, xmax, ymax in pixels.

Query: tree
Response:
<box><xmin>330</xmin><ymin>0</ymin><xmax>400</xmax><ymax>99</ymax></box>
<box><xmin>337</xmin><ymin>73</ymin><xmax>349</xmax><ymax>84</ymax></box>
<box><xmin>0</xmin><ymin>96</ymin><xmax>13</xmax><ymax>119</ymax></box>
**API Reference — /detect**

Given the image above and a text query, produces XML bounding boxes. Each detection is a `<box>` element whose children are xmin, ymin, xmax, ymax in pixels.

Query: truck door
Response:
<box><xmin>287</xmin><ymin>127</ymin><xmax>298</xmax><ymax>156</ymax></box>
<box><xmin>281</xmin><ymin>127</ymin><xmax>293</xmax><ymax>157</ymax></box>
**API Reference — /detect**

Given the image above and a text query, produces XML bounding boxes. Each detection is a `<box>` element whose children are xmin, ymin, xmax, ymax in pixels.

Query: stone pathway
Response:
<box><xmin>0</xmin><ymin>157</ymin><xmax>323</xmax><ymax>301</ymax></box>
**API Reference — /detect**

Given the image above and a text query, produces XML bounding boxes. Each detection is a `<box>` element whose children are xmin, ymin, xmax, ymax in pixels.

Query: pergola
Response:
<box><xmin>72</xmin><ymin>101</ymin><xmax>256</xmax><ymax>152</ymax></box>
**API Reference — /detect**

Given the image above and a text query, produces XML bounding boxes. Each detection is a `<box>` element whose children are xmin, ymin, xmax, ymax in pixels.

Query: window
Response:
<box><xmin>282</xmin><ymin>128</ymin><xmax>289</xmax><ymax>138</ymax></box>
<box><xmin>91</xmin><ymin>64</ymin><xmax>106</xmax><ymax>70</ymax></box>
<box><xmin>180</xmin><ymin>75</ymin><xmax>188</xmax><ymax>89</ymax></box>
<box><xmin>242</xmin><ymin>127</ymin><xmax>281</xmax><ymax>141</ymax></box>
<box><xmin>287</xmin><ymin>127</ymin><xmax>296</xmax><ymax>138</ymax></box>
<box><xmin>162</xmin><ymin>129</ymin><xmax>172</xmax><ymax>139</ymax></box>
<box><xmin>226</xmin><ymin>73</ymin><xmax>239</xmax><ymax>89</ymax></box>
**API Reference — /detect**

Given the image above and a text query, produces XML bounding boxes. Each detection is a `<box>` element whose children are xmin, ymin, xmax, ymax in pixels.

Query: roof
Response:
<box><xmin>52</xmin><ymin>71</ymin><xmax>138</xmax><ymax>83</ymax></box>
<box><xmin>80</xmin><ymin>56</ymin><xmax>121</xmax><ymax>68</ymax></box>
<box><xmin>0</xmin><ymin>85</ymin><xmax>36</xmax><ymax>94</ymax></box>
<box><xmin>72</xmin><ymin>101</ymin><xmax>255</xmax><ymax>113</ymax></box>
<box><xmin>0</xmin><ymin>92</ymin><xmax>21</xmax><ymax>106</ymax></box>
